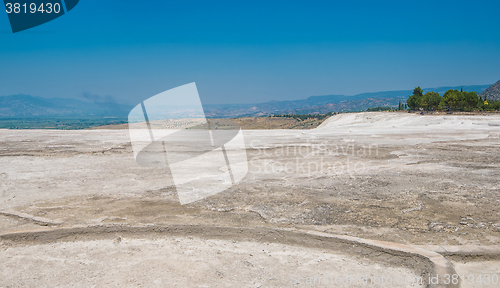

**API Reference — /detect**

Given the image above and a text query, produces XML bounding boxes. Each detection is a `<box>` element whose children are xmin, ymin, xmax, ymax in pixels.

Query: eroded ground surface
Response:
<box><xmin>1</xmin><ymin>235</ymin><xmax>425</xmax><ymax>288</ymax></box>
<box><xmin>1</xmin><ymin>112</ymin><xmax>500</xmax><ymax>286</ymax></box>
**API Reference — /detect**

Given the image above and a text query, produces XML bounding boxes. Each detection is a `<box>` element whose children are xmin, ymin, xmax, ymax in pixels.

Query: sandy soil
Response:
<box><xmin>1</xmin><ymin>112</ymin><xmax>500</xmax><ymax>287</ymax></box>
<box><xmin>452</xmin><ymin>260</ymin><xmax>500</xmax><ymax>288</ymax></box>
<box><xmin>0</xmin><ymin>235</ymin><xmax>424</xmax><ymax>288</ymax></box>
<box><xmin>96</xmin><ymin>116</ymin><xmax>328</xmax><ymax>130</ymax></box>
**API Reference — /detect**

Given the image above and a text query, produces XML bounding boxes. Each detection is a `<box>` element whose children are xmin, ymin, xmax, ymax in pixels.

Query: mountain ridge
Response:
<box><xmin>479</xmin><ymin>80</ymin><xmax>500</xmax><ymax>102</ymax></box>
<box><xmin>0</xmin><ymin>94</ymin><xmax>133</xmax><ymax>118</ymax></box>
<box><xmin>204</xmin><ymin>84</ymin><xmax>490</xmax><ymax>117</ymax></box>
<box><xmin>0</xmin><ymin>84</ymin><xmax>491</xmax><ymax>119</ymax></box>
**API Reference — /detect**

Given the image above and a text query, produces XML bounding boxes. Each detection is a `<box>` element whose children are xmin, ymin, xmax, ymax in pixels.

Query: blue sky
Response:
<box><xmin>1</xmin><ymin>0</ymin><xmax>499</xmax><ymax>104</ymax></box>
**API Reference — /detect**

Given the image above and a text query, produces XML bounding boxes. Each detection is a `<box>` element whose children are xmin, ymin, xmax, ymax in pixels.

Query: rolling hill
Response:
<box><xmin>204</xmin><ymin>84</ymin><xmax>490</xmax><ymax>117</ymax></box>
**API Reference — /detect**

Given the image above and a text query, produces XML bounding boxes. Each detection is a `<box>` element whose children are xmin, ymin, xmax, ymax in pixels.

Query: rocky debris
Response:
<box><xmin>476</xmin><ymin>222</ymin><xmax>486</xmax><ymax>229</ymax></box>
<box><xmin>402</xmin><ymin>203</ymin><xmax>423</xmax><ymax>214</ymax></box>
<box><xmin>428</xmin><ymin>221</ymin><xmax>444</xmax><ymax>232</ymax></box>
<box><xmin>492</xmin><ymin>223</ymin><xmax>500</xmax><ymax>232</ymax></box>
<box><xmin>248</xmin><ymin>206</ymin><xmax>271</xmax><ymax>220</ymax></box>
<box><xmin>208</xmin><ymin>206</ymin><xmax>235</xmax><ymax>213</ymax></box>
<box><xmin>92</xmin><ymin>216</ymin><xmax>127</xmax><ymax>223</ymax></box>
<box><xmin>0</xmin><ymin>210</ymin><xmax>63</xmax><ymax>226</ymax></box>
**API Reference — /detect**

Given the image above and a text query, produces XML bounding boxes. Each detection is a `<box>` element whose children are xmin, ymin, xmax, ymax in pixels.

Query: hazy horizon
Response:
<box><xmin>0</xmin><ymin>83</ymin><xmax>493</xmax><ymax>106</ymax></box>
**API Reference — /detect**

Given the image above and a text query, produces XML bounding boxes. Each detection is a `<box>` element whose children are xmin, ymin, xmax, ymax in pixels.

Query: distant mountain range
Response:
<box><xmin>0</xmin><ymin>94</ymin><xmax>133</xmax><ymax>118</ymax></box>
<box><xmin>0</xmin><ymin>84</ymin><xmax>491</xmax><ymax>119</ymax></box>
<box><xmin>204</xmin><ymin>84</ymin><xmax>490</xmax><ymax>117</ymax></box>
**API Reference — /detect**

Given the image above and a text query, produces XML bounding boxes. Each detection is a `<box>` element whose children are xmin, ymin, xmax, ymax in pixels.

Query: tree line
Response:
<box><xmin>366</xmin><ymin>106</ymin><xmax>392</xmax><ymax>112</ymax></box>
<box><xmin>272</xmin><ymin>112</ymin><xmax>335</xmax><ymax>121</ymax></box>
<box><xmin>407</xmin><ymin>86</ymin><xmax>500</xmax><ymax>111</ymax></box>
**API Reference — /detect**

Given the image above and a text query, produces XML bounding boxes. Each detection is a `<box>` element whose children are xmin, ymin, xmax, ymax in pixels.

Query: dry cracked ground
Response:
<box><xmin>1</xmin><ymin>112</ymin><xmax>500</xmax><ymax>287</ymax></box>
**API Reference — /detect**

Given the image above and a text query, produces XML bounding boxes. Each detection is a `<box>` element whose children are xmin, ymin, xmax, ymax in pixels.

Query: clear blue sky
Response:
<box><xmin>1</xmin><ymin>0</ymin><xmax>499</xmax><ymax>104</ymax></box>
